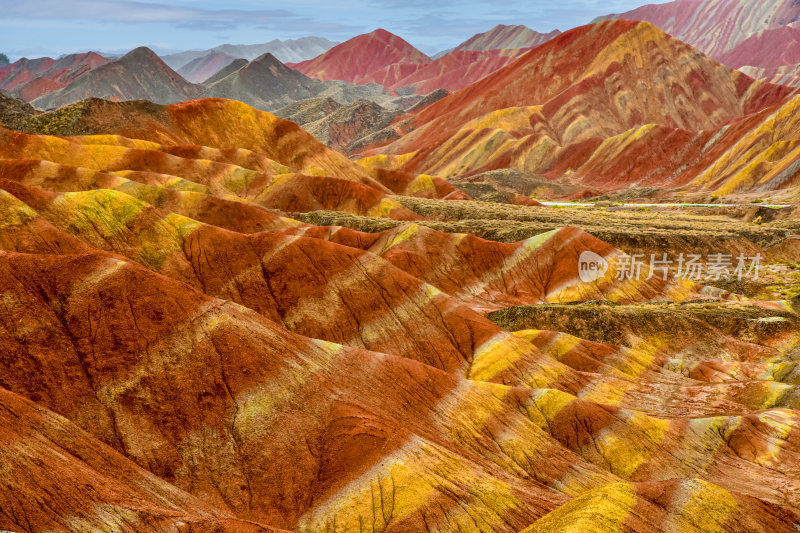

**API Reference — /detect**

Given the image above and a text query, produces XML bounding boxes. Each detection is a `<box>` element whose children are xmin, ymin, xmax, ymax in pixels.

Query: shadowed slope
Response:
<box><xmin>0</xmin><ymin>387</ymin><xmax>282</xmax><ymax>532</ymax></box>
<box><xmin>32</xmin><ymin>47</ymin><xmax>204</xmax><ymax>110</ymax></box>
<box><xmin>205</xmin><ymin>53</ymin><xmax>330</xmax><ymax>111</ymax></box>
<box><xmin>177</xmin><ymin>51</ymin><xmax>238</xmax><ymax>83</ymax></box>
<box><xmin>0</xmin><ymin>52</ymin><xmax>109</xmax><ymax>101</ymax></box>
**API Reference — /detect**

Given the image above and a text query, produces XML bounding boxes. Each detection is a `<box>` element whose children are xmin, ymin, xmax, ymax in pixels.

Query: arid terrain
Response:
<box><xmin>1</xmin><ymin>0</ymin><xmax>800</xmax><ymax>531</ymax></box>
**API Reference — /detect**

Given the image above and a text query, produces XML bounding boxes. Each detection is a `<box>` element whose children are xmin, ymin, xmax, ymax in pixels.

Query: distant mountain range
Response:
<box><xmin>452</xmin><ymin>24</ymin><xmax>561</xmax><ymax>52</ymax></box>
<box><xmin>366</xmin><ymin>19</ymin><xmax>795</xmax><ymax>196</ymax></box>
<box><xmin>7</xmin><ymin>2</ymin><xmax>800</xmax><ymax>121</ymax></box>
<box><xmin>160</xmin><ymin>36</ymin><xmax>339</xmax><ymax>70</ymax></box>
<box><xmin>26</xmin><ymin>45</ymin><xmax>403</xmax><ymax>115</ymax></box>
<box><xmin>176</xmin><ymin>51</ymin><xmax>238</xmax><ymax>83</ymax></box>
<box><xmin>0</xmin><ymin>52</ymin><xmax>109</xmax><ymax>101</ymax></box>
<box><xmin>290</xmin><ymin>29</ymin><xmax>432</xmax><ymax>87</ymax></box>
<box><xmin>32</xmin><ymin>47</ymin><xmax>204</xmax><ymax>109</ymax></box>
<box><xmin>203</xmin><ymin>52</ymin><xmax>397</xmax><ymax>111</ymax></box>
<box><xmin>289</xmin><ymin>26</ymin><xmax>562</xmax><ymax>94</ymax></box>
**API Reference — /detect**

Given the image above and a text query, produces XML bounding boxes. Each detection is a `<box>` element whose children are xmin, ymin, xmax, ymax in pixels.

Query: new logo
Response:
<box><xmin>578</xmin><ymin>251</ymin><xmax>608</xmax><ymax>283</ymax></box>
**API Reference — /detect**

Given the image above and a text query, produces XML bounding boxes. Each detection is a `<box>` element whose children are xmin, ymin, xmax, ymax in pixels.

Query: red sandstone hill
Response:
<box><xmin>31</xmin><ymin>47</ymin><xmax>204</xmax><ymax>109</ymax></box>
<box><xmin>290</xmin><ymin>28</ymin><xmax>431</xmax><ymax>87</ymax></box>
<box><xmin>0</xmin><ymin>52</ymin><xmax>109</xmax><ymax>100</ymax></box>
<box><xmin>0</xmin><ymin>122</ymin><xmax>799</xmax><ymax>529</ymax></box>
<box><xmin>718</xmin><ymin>26</ymin><xmax>800</xmax><ymax>69</ymax></box>
<box><xmin>596</xmin><ymin>0</ymin><xmax>800</xmax><ymax>60</ymax></box>
<box><xmin>364</xmin><ymin>20</ymin><xmax>796</xmax><ymax>195</ymax></box>
<box><xmin>0</xmin><ymin>57</ymin><xmax>54</xmax><ymax>90</ymax></box>
<box><xmin>0</xmin><ymin>386</ymin><xmax>282</xmax><ymax>532</ymax></box>
<box><xmin>0</xmin><ymin>78</ymin><xmax>800</xmax><ymax>530</ymax></box>
<box><xmin>452</xmin><ymin>24</ymin><xmax>561</xmax><ymax>52</ymax></box>
<box><xmin>176</xmin><ymin>50</ymin><xmax>239</xmax><ymax>83</ymax></box>
<box><xmin>390</xmin><ymin>48</ymin><xmax>528</xmax><ymax>94</ymax></box>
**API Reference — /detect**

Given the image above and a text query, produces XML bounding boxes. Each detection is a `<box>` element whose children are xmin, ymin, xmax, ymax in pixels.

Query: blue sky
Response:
<box><xmin>0</xmin><ymin>0</ymin><xmax>670</xmax><ymax>59</ymax></box>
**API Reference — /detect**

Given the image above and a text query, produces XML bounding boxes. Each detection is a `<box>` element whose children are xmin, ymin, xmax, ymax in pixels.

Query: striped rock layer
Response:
<box><xmin>452</xmin><ymin>25</ymin><xmax>561</xmax><ymax>53</ymax></box>
<box><xmin>596</xmin><ymin>0</ymin><xmax>800</xmax><ymax>60</ymax></box>
<box><xmin>290</xmin><ymin>29</ymin><xmax>432</xmax><ymax>88</ymax></box>
<box><xmin>0</xmin><ymin>88</ymin><xmax>799</xmax><ymax>532</ymax></box>
<box><xmin>0</xmin><ymin>52</ymin><xmax>109</xmax><ymax>101</ymax></box>
<box><xmin>367</xmin><ymin>20</ymin><xmax>800</xmax><ymax>197</ymax></box>
<box><xmin>742</xmin><ymin>64</ymin><xmax>800</xmax><ymax>88</ymax></box>
<box><xmin>0</xmin><ymin>96</ymin><xmax>476</xmax><ymax>218</ymax></box>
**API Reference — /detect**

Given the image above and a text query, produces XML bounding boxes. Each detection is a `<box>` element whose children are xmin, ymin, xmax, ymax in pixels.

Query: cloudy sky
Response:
<box><xmin>1</xmin><ymin>0</ymin><xmax>670</xmax><ymax>59</ymax></box>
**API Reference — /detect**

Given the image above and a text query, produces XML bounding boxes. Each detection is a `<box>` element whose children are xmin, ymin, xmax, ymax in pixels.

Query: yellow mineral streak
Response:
<box><xmin>662</xmin><ymin>479</ymin><xmax>739</xmax><ymax>533</ymax></box>
<box><xmin>405</xmin><ymin>173</ymin><xmax>436</xmax><ymax>195</ymax></box>
<box><xmin>51</xmin><ymin>189</ymin><xmax>147</xmax><ymax>240</ymax></box>
<box><xmin>367</xmin><ymin>197</ymin><xmax>407</xmax><ymax>218</ymax></box>
<box><xmin>754</xmin><ymin>409</ymin><xmax>796</xmax><ymax>466</ymax></box>
<box><xmin>356</xmin><ymin>153</ymin><xmax>416</xmax><ymax>171</ymax></box>
<box><xmin>469</xmin><ymin>332</ymin><xmax>569</xmax><ymax>387</ymax></box>
<box><xmin>373</xmin><ymin>223</ymin><xmax>420</xmax><ymax>255</ymax></box>
<box><xmin>457</xmin><ymin>229</ymin><xmax>559</xmax><ymax>301</ymax></box>
<box><xmin>0</xmin><ymin>190</ymin><xmax>38</xmax><ymax>228</ymax></box>
<box><xmin>298</xmin><ymin>436</ymin><xmax>524</xmax><ymax>533</ymax></box>
<box><xmin>520</xmin><ymin>482</ymin><xmax>636</xmax><ymax>533</ymax></box>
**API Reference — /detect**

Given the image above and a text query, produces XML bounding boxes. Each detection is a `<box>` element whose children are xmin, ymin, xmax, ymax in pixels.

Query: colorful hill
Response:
<box><xmin>719</xmin><ymin>26</ymin><xmax>800</xmax><ymax>69</ymax></box>
<box><xmin>596</xmin><ymin>0</ymin><xmax>800</xmax><ymax>59</ymax></box>
<box><xmin>366</xmin><ymin>20</ymin><xmax>796</xmax><ymax>197</ymax></box>
<box><xmin>2</xmin><ymin>8</ymin><xmax>800</xmax><ymax>530</ymax></box>
<box><xmin>0</xmin><ymin>94</ymin><xmax>476</xmax><ymax>216</ymax></box>
<box><xmin>1</xmin><ymin>108</ymin><xmax>799</xmax><ymax>529</ymax></box>
<box><xmin>291</xmin><ymin>29</ymin><xmax>431</xmax><ymax>87</ymax></box>
<box><xmin>31</xmin><ymin>47</ymin><xmax>203</xmax><ymax>109</ymax></box>
<box><xmin>176</xmin><ymin>50</ymin><xmax>238</xmax><ymax>83</ymax></box>
<box><xmin>0</xmin><ymin>52</ymin><xmax>109</xmax><ymax>100</ymax></box>
<box><xmin>162</xmin><ymin>36</ymin><xmax>339</xmax><ymax>70</ymax></box>
<box><xmin>453</xmin><ymin>24</ymin><xmax>561</xmax><ymax>52</ymax></box>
